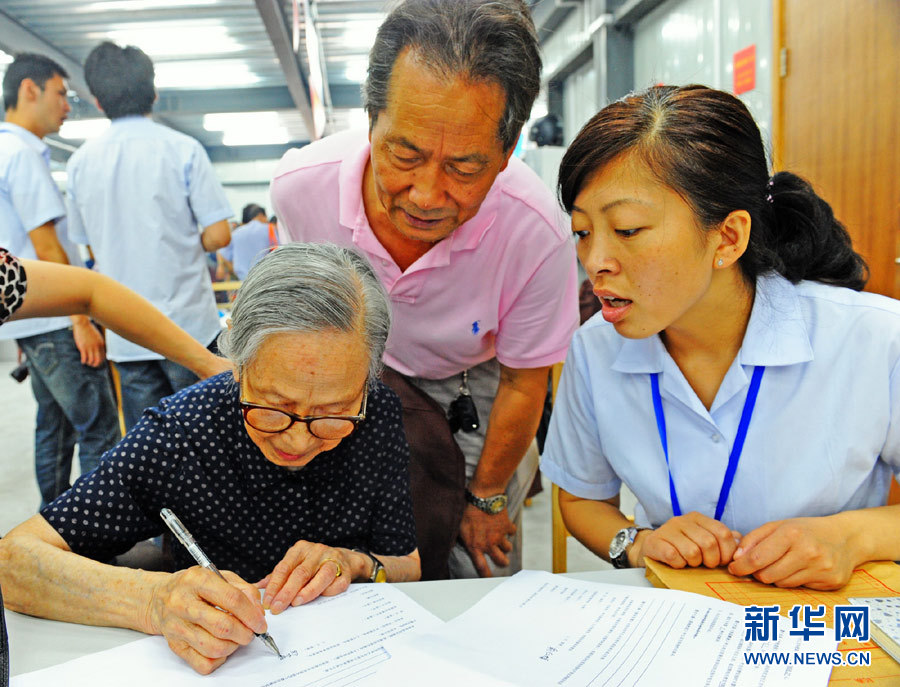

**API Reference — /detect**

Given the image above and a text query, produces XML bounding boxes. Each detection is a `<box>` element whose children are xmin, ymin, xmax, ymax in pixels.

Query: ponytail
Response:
<box><xmin>742</xmin><ymin>171</ymin><xmax>868</xmax><ymax>291</ymax></box>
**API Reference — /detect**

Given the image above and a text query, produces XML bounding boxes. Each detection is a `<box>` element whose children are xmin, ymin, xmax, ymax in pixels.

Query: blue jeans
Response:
<box><xmin>17</xmin><ymin>327</ymin><xmax>120</xmax><ymax>508</ymax></box>
<box><xmin>116</xmin><ymin>333</ymin><xmax>219</xmax><ymax>431</ymax></box>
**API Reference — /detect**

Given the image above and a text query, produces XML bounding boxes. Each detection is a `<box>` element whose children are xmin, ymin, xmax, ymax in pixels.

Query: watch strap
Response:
<box><xmin>610</xmin><ymin>527</ymin><xmax>651</xmax><ymax>569</ymax></box>
<box><xmin>464</xmin><ymin>488</ymin><xmax>508</xmax><ymax>514</ymax></box>
<box><xmin>354</xmin><ymin>548</ymin><xmax>386</xmax><ymax>582</ymax></box>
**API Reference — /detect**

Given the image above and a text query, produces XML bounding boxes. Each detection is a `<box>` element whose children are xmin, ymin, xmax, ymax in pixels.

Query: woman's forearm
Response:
<box><xmin>558</xmin><ymin>489</ymin><xmax>634</xmax><ymax>563</ymax></box>
<box><xmin>14</xmin><ymin>260</ymin><xmax>229</xmax><ymax>379</ymax></box>
<box><xmin>0</xmin><ymin>515</ymin><xmax>164</xmax><ymax>633</ymax></box>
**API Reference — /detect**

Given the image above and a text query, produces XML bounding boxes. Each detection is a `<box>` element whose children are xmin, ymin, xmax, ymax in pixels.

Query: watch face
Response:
<box><xmin>487</xmin><ymin>495</ymin><xmax>508</xmax><ymax>514</ymax></box>
<box><xmin>609</xmin><ymin>530</ymin><xmax>629</xmax><ymax>557</ymax></box>
<box><xmin>373</xmin><ymin>566</ymin><xmax>387</xmax><ymax>583</ymax></box>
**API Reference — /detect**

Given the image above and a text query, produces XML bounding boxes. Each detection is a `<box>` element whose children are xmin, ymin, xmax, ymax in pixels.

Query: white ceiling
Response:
<box><xmin>0</xmin><ymin>0</ymin><xmax>564</xmax><ymax>163</ymax></box>
<box><xmin>0</xmin><ymin>0</ymin><xmax>387</xmax><ymax>161</ymax></box>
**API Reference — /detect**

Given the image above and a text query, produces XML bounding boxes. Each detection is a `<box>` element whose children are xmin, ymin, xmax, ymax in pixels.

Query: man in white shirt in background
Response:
<box><xmin>66</xmin><ymin>41</ymin><xmax>233</xmax><ymax>431</ymax></box>
<box><xmin>0</xmin><ymin>53</ymin><xmax>119</xmax><ymax>507</ymax></box>
<box><xmin>219</xmin><ymin>203</ymin><xmax>274</xmax><ymax>280</ymax></box>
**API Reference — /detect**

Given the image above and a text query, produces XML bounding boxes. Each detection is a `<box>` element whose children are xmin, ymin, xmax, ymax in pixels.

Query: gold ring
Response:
<box><xmin>319</xmin><ymin>557</ymin><xmax>342</xmax><ymax>578</ymax></box>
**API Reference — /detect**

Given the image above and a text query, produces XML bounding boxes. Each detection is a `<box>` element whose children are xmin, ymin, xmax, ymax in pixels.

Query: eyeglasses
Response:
<box><xmin>239</xmin><ymin>380</ymin><xmax>368</xmax><ymax>440</ymax></box>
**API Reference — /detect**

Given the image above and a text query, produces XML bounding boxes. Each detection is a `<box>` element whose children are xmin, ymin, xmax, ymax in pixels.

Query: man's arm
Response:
<box><xmin>201</xmin><ymin>219</ymin><xmax>231</xmax><ymax>252</ymax></box>
<box><xmin>460</xmin><ymin>363</ymin><xmax>550</xmax><ymax>577</ymax></box>
<box><xmin>28</xmin><ymin>222</ymin><xmax>106</xmax><ymax>367</ymax></box>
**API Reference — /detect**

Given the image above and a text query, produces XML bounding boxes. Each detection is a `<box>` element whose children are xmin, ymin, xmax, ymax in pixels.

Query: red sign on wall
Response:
<box><xmin>733</xmin><ymin>44</ymin><xmax>756</xmax><ymax>95</ymax></box>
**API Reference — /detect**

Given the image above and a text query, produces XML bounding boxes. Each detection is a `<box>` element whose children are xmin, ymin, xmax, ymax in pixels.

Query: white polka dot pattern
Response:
<box><xmin>42</xmin><ymin>372</ymin><xmax>417</xmax><ymax>581</ymax></box>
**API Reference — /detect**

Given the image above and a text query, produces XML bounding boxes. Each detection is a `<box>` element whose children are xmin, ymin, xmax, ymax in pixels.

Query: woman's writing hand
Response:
<box><xmin>629</xmin><ymin>511</ymin><xmax>741</xmax><ymax>569</ymax></box>
<box><xmin>146</xmin><ymin>566</ymin><xmax>265</xmax><ymax>674</ymax></box>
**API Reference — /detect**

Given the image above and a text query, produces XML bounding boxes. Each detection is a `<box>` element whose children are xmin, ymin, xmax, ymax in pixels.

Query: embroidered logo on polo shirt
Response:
<box><xmin>471</xmin><ymin>321</ymin><xmax>480</xmax><ymax>335</ymax></box>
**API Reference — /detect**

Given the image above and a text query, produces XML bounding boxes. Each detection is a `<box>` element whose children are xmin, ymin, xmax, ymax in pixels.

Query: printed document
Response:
<box><xmin>11</xmin><ymin>582</ymin><xmax>441</xmax><ymax>687</ymax></box>
<box><xmin>370</xmin><ymin>570</ymin><xmax>836</xmax><ymax>686</ymax></box>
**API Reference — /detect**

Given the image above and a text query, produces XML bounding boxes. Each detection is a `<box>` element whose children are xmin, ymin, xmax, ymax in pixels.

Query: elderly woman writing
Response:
<box><xmin>0</xmin><ymin>243</ymin><xmax>420</xmax><ymax>674</ymax></box>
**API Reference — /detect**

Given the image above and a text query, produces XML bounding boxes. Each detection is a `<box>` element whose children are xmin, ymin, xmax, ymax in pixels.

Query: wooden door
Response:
<box><xmin>772</xmin><ymin>0</ymin><xmax>900</xmax><ymax>297</ymax></box>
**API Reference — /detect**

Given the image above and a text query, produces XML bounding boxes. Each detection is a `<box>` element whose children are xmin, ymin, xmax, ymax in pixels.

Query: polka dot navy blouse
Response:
<box><xmin>42</xmin><ymin>372</ymin><xmax>417</xmax><ymax>582</ymax></box>
<box><xmin>0</xmin><ymin>248</ymin><xmax>27</xmax><ymax>325</ymax></box>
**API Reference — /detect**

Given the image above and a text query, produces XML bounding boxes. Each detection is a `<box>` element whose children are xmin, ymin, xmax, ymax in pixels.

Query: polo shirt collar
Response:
<box><xmin>611</xmin><ymin>272</ymin><xmax>814</xmax><ymax>375</ymax></box>
<box><xmin>337</xmin><ymin>137</ymin><xmax>499</xmax><ymax>267</ymax></box>
<box><xmin>0</xmin><ymin>122</ymin><xmax>50</xmax><ymax>163</ymax></box>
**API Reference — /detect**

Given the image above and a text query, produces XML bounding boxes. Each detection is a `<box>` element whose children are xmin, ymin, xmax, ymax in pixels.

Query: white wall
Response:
<box><xmin>212</xmin><ymin>158</ymin><xmax>280</xmax><ymax>221</ymax></box>
<box><xmin>553</xmin><ymin>0</ymin><xmax>774</xmax><ymax>153</ymax></box>
<box><xmin>634</xmin><ymin>0</ymin><xmax>773</xmax><ymax>148</ymax></box>
<box><xmin>562</xmin><ymin>60</ymin><xmax>598</xmax><ymax>145</ymax></box>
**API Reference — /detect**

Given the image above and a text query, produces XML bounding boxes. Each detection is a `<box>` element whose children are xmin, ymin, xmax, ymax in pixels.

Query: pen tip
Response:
<box><xmin>262</xmin><ymin>633</ymin><xmax>282</xmax><ymax>657</ymax></box>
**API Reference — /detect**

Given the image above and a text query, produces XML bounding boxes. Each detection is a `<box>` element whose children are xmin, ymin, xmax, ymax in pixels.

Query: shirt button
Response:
<box><xmin>381</xmin><ymin>259</ymin><xmax>389</xmax><ymax>266</ymax></box>
<box><xmin>711</xmin><ymin>433</ymin><xmax>722</xmax><ymax>443</ymax></box>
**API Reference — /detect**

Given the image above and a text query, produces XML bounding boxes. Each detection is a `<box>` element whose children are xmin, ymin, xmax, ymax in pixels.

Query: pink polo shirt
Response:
<box><xmin>271</xmin><ymin>130</ymin><xmax>578</xmax><ymax>380</ymax></box>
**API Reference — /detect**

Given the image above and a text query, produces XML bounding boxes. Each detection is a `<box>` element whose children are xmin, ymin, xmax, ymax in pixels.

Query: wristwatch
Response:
<box><xmin>464</xmin><ymin>488</ymin><xmax>508</xmax><ymax>515</ymax></box>
<box><xmin>355</xmin><ymin>549</ymin><xmax>387</xmax><ymax>583</ymax></box>
<box><xmin>609</xmin><ymin>526</ymin><xmax>644</xmax><ymax>569</ymax></box>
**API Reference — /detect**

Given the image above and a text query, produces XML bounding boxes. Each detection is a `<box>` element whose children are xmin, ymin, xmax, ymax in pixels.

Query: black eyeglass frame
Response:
<box><xmin>239</xmin><ymin>381</ymin><xmax>368</xmax><ymax>438</ymax></box>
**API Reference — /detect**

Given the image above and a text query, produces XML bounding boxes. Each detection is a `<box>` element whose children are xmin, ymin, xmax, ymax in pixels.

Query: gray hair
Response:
<box><xmin>364</xmin><ymin>0</ymin><xmax>541</xmax><ymax>151</ymax></box>
<box><xmin>216</xmin><ymin>243</ymin><xmax>391</xmax><ymax>382</ymax></box>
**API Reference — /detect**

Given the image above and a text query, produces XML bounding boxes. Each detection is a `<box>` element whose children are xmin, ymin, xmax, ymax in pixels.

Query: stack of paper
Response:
<box><xmin>12</xmin><ymin>571</ymin><xmax>838</xmax><ymax>686</ymax></box>
<box><xmin>847</xmin><ymin>597</ymin><xmax>900</xmax><ymax>664</ymax></box>
<box><xmin>11</xmin><ymin>583</ymin><xmax>441</xmax><ymax>687</ymax></box>
<box><xmin>370</xmin><ymin>570</ymin><xmax>835</xmax><ymax>686</ymax></box>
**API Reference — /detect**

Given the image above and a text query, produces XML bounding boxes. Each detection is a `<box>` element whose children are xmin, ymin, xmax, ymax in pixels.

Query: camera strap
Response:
<box><xmin>1</xmin><ymin>584</ymin><xmax>9</xmax><ymax>687</ymax></box>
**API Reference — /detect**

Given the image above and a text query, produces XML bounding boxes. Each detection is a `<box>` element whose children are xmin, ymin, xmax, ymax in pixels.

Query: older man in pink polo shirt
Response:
<box><xmin>271</xmin><ymin>0</ymin><xmax>578</xmax><ymax>580</ymax></box>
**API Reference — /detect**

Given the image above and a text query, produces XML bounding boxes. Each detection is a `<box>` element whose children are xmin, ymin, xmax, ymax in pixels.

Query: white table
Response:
<box><xmin>6</xmin><ymin>569</ymin><xmax>650</xmax><ymax>677</ymax></box>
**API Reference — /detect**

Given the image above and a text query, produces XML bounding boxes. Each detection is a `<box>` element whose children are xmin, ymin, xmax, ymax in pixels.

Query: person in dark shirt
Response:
<box><xmin>0</xmin><ymin>243</ymin><xmax>420</xmax><ymax>675</ymax></box>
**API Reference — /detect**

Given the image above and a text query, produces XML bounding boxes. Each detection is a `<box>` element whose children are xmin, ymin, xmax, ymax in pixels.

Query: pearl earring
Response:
<box><xmin>717</xmin><ymin>259</ymin><xmax>724</xmax><ymax>267</ymax></box>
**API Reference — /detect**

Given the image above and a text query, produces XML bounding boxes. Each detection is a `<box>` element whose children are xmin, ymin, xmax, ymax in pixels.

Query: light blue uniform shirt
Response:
<box><xmin>229</xmin><ymin>219</ymin><xmax>272</xmax><ymax>279</ymax></box>
<box><xmin>66</xmin><ymin>116</ymin><xmax>232</xmax><ymax>361</ymax></box>
<box><xmin>541</xmin><ymin>273</ymin><xmax>900</xmax><ymax>535</ymax></box>
<box><xmin>0</xmin><ymin>122</ymin><xmax>71</xmax><ymax>340</ymax></box>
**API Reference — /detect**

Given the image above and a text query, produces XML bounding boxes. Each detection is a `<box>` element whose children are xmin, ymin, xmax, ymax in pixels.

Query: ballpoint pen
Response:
<box><xmin>159</xmin><ymin>507</ymin><xmax>282</xmax><ymax>658</ymax></box>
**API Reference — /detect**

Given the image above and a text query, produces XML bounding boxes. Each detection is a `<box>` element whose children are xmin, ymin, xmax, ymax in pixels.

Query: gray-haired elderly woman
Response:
<box><xmin>0</xmin><ymin>243</ymin><xmax>420</xmax><ymax>675</ymax></box>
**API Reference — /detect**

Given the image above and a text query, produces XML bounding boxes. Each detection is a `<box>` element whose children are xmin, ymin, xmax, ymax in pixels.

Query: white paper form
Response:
<box><xmin>369</xmin><ymin>570</ymin><xmax>836</xmax><ymax>687</ymax></box>
<box><xmin>11</xmin><ymin>583</ymin><xmax>441</xmax><ymax>687</ymax></box>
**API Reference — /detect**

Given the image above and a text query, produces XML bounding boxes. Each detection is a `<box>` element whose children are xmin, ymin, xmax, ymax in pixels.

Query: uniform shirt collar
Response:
<box><xmin>109</xmin><ymin>115</ymin><xmax>152</xmax><ymax>127</ymax></box>
<box><xmin>612</xmin><ymin>272</ymin><xmax>814</xmax><ymax>374</ymax></box>
<box><xmin>0</xmin><ymin>122</ymin><xmax>50</xmax><ymax>163</ymax></box>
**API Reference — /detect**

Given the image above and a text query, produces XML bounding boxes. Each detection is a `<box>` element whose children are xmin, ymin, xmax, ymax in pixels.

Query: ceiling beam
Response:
<box><xmin>155</xmin><ymin>83</ymin><xmax>361</xmax><ymax>116</ymax></box>
<box><xmin>206</xmin><ymin>141</ymin><xmax>308</xmax><ymax>164</ymax></box>
<box><xmin>253</xmin><ymin>0</ymin><xmax>318</xmax><ymax>139</ymax></box>
<box><xmin>613</xmin><ymin>0</ymin><xmax>666</xmax><ymax>26</ymax></box>
<box><xmin>530</xmin><ymin>0</ymin><xmax>579</xmax><ymax>39</ymax></box>
<box><xmin>0</xmin><ymin>9</ymin><xmax>95</xmax><ymax>106</ymax></box>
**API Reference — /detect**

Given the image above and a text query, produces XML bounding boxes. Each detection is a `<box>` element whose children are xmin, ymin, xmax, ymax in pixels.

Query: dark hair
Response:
<box><xmin>364</xmin><ymin>0</ymin><xmax>540</xmax><ymax>151</ymax></box>
<box><xmin>84</xmin><ymin>42</ymin><xmax>155</xmax><ymax>119</ymax></box>
<box><xmin>2</xmin><ymin>53</ymin><xmax>68</xmax><ymax>111</ymax></box>
<box><xmin>242</xmin><ymin>204</ymin><xmax>267</xmax><ymax>225</ymax></box>
<box><xmin>559</xmin><ymin>85</ymin><xmax>868</xmax><ymax>290</ymax></box>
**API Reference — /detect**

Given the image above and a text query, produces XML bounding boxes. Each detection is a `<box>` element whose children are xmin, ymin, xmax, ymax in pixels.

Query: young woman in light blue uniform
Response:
<box><xmin>541</xmin><ymin>85</ymin><xmax>900</xmax><ymax>591</ymax></box>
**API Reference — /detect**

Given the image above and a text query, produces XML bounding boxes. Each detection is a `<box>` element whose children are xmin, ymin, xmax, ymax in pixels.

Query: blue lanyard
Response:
<box><xmin>650</xmin><ymin>366</ymin><xmax>765</xmax><ymax>521</ymax></box>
